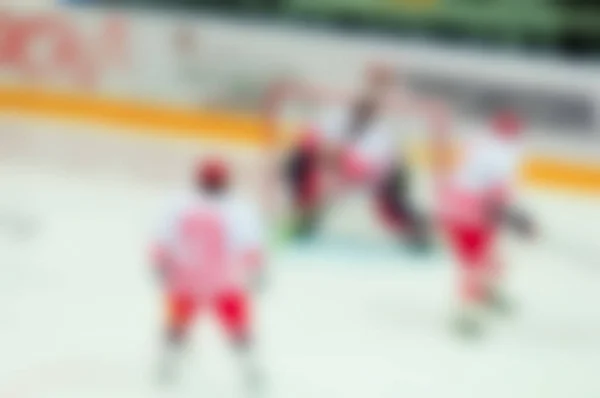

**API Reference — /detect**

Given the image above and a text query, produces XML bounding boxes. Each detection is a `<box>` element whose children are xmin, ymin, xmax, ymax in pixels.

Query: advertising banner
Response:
<box><xmin>0</xmin><ymin>9</ymin><xmax>597</xmax><ymax>136</ymax></box>
<box><xmin>0</xmin><ymin>10</ymin><xmax>130</xmax><ymax>91</ymax></box>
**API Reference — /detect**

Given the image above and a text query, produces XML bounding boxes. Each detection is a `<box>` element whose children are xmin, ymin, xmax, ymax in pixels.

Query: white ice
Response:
<box><xmin>0</xmin><ymin>115</ymin><xmax>599</xmax><ymax>398</ymax></box>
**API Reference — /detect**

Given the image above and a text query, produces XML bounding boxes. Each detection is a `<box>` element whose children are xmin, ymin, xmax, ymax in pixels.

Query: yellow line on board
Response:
<box><xmin>0</xmin><ymin>85</ymin><xmax>268</xmax><ymax>145</ymax></box>
<box><xmin>0</xmin><ymin>85</ymin><xmax>599</xmax><ymax>194</ymax></box>
<box><xmin>523</xmin><ymin>156</ymin><xmax>600</xmax><ymax>194</ymax></box>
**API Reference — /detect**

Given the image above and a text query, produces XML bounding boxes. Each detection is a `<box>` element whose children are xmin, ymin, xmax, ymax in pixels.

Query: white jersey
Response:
<box><xmin>440</xmin><ymin>133</ymin><xmax>523</xmax><ymax>225</ymax></box>
<box><xmin>153</xmin><ymin>191</ymin><xmax>265</xmax><ymax>296</ymax></box>
<box><xmin>452</xmin><ymin>134</ymin><xmax>522</xmax><ymax>194</ymax></box>
<box><xmin>315</xmin><ymin>105</ymin><xmax>400</xmax><ymax>180</ymax></box>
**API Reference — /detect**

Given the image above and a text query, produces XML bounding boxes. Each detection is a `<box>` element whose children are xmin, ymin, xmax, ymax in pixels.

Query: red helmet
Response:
<box><xmin>196</xmin><ymin>157</ymin><xmax>229</xmax><ymax>191</ymax></box>
<box><xmin>492</xmin><ymin>110</ymin><xmax>522</xmax><ymax>138</ymax></box>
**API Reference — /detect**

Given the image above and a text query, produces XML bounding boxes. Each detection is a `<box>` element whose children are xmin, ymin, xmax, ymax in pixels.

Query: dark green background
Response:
<box><xmin>72</xmin><ymin>0</ymin><xmax>600</xmax><ymax>57</ymax></box>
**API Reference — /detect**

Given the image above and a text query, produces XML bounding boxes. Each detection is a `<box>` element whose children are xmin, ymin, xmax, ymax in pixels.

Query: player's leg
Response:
<box><xmin>285</xmin><ymin>134</ymin><xmax>323</xmax><ymax>237</ymax></box>
<box><xmin>483</xmin><ymin>204</ymin><xmax>534</xmax><ymax>314</ymax></box>
<box><xmin>214</xmin><ymin>289</ymin><xmax>263</xmax><ymax>396</ymax></box>
<box><xmin>158</xmin><ymin>292</ymin><xmax>200</xmax><ymax>384</ymax></box>
<box><xmin>481</xmin><ymin>244</ymin><xmax>515</xmax><ymax>315</ymax></box>
<box><xmin>445</xmin><ymin>221</ymin><xmax>496</xmax><ymax>337</ymax></box>
<box><xmin>374</xmin><ymin>165</ymin><xmax>431</xmax><ymax>250</ymax></box>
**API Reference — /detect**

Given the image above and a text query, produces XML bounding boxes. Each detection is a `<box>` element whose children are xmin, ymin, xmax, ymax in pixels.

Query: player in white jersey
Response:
<box><xmin>150</xmin><ymin>157</ymin><xmax>265</xmax><ymax>392</ymax></box>
<box><xmin>436</xmin><ymin>111</ymin><xmax>535</xmax><ymax>336</ymax></box>
<box><xmin>284</xmin><ymin>65</ymin><xmax>431</xmax><ymax>248</ymax></box>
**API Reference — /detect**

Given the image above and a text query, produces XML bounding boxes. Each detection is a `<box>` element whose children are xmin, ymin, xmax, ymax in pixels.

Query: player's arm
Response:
<box><xmin>149</xmin><ymin>198</ymin><xmax>182</xmax><ymax>283</ymax></box>
<box><xmin>503</xmin><ymin>207</ymin><xmax>535</xmax><ymax>238</ymax></box>
<box><xmin>488</xmin><ymin>200</ymin><xmax>535</xmax><ymax>238</ymax></box>
<box><xmin>488</xmin><ymin>143</ymin><xmax>535</xmax><ymax>238</ymax></box>
<box><xmin>235</xmin><ymin>203</ymin><xmax>268</xmax><ymax>292</ymax></box>
<box><xmin>485</xmin><ymin>157</ymin><xmax>535</xmax><ymax>239</ymax></box>
<box><xmin>150</xmin><ymin>243</ymin><xmax>172</xmax><ymax>283</ymax></box>
<box><xmin>243</xmin><ymin>220</ymin><xmax>267</xmax><ymax>277</ymax></box>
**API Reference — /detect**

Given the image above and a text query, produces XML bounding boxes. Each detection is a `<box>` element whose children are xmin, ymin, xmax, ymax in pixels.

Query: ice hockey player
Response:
<box><xmin>283</xmin><ymin>65</ymin><xmax>431</xmax><ymax>250</ymax></box>
<box><xmin>436</xmin><ymin>110</ymin><xmax>535</xmax><ymax>337</ymax></box>
<box><xmin>150</xmin><ymin>157</ymin><xmax>266</xmax><ymax>394</ymax></box>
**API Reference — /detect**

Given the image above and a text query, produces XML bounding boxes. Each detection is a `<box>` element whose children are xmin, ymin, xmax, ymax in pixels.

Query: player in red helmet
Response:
<box><xmin>196</xmin><ymin>157</ymin><xmax>229</xmax><ymax>192</ymax></box>
<box><xmin>436</xmin><ymin>109</ymin><xmax>535</xmax><ymax>337</ymax></box>
<box><xmin>150</xmin><ymin>156</ymin><xmax>266</xmax><ymax>394</ymax></box>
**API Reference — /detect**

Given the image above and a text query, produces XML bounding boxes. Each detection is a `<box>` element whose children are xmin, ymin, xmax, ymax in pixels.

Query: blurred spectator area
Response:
<box><xmin>66</xmin><ymin>0</ymin><xmax>600</xmax><ymax>58</ymax></box>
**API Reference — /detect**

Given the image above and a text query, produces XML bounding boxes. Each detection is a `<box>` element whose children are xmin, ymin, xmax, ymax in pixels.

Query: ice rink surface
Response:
<box><xmin>0</xmin><ymin>116</ymin><xmax>599</xmax><ymax>398</ymax></box>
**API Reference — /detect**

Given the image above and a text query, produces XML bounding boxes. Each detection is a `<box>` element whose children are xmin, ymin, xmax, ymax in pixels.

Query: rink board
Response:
<box><xmin>1</xmin><ymin>85</ymin><xmax>600</xmax><ymax>194</ymax></box>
